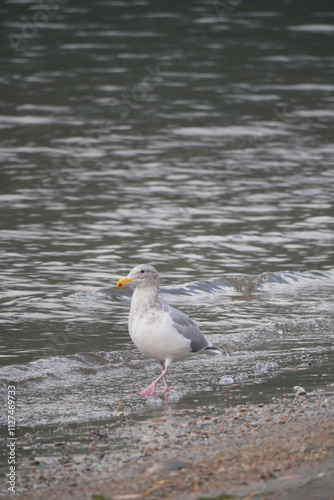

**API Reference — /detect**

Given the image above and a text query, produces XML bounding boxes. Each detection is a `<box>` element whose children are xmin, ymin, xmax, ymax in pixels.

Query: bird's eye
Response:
<box><xmin>140</xmin><ymin>269</ymin><xmax>145</xmax><ymax>273</ymax></box>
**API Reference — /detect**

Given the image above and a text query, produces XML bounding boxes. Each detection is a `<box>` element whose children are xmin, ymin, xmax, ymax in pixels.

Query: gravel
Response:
<box><xmin>4</xmin><ymin>389</ymin><xmax>334</xmax><ymax>500</ymax></box>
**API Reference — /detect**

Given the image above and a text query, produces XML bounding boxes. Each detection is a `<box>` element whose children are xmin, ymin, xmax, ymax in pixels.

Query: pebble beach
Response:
<box><xmin>8</xmin><ymin>388</ymin><xmax>334</xmax><ymax>500</ymax></box>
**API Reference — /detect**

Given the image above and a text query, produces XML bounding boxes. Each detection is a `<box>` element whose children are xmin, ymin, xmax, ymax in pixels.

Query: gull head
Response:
<box><xmin>117</xmin><ymin>264</ymin><xmax>160</xmax><ymax>289</ymax></box>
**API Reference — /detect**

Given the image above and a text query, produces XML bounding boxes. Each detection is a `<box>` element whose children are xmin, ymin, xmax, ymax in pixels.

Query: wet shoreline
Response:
<box><xmin>8</xmin><ymin>389</ymin><xmax>334</xmax><ymax>499</ymax></box>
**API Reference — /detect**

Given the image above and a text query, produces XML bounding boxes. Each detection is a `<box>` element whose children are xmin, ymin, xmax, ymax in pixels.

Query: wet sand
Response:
<box><xmin>10</xmin><ymin>390</ymin><xmax>334</xmax><ymax>499</ymax></box>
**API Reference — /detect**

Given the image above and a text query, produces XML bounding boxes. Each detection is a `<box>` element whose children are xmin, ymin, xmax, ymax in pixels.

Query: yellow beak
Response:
<box><xmin>117</xmin><ymin>277</ymin><xmax>133</xmax><ymax>287</ymax></box>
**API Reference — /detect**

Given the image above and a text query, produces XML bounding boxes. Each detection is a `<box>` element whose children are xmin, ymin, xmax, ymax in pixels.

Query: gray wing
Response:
<box><xmin>168</xmin><ymin>305</ymin><xmax>211</xmax><ymax>353</ymax></box>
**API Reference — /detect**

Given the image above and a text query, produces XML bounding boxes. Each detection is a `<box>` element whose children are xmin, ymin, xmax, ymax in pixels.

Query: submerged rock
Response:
<box><xmin>147</xmin><ymin>459</ymin><xmax>187</xmax><ymax>474</ymax></box>
<box><xmin>219</xmin><ymin>375</ymin><xmax>235</xmax><ymax>385</ymax></box>
<box><xmin>146</xmin><ymin>395</ymin><xmax>163</xmax><ymax>407</ymax></box>
<box><xmin>294</xmin><ymin>386</ymin><xmax>307</xmax><ymax>396</ymax></box>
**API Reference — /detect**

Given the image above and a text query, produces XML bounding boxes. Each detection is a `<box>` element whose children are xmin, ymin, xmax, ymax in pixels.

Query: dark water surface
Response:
<box><xmin>1</xmin><ymin>0</ymin><xmax>334</xmax><ymax>489</ymax></box>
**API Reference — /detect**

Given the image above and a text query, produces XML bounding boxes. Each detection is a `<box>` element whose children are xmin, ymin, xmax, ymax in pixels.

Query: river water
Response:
<box><xmin>1</xmin><ymin>0</ymin><xmax>334</xmax><ymax>489</ymax></box>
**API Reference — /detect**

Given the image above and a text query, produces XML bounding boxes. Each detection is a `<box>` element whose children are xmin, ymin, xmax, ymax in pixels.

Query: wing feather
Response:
<box><xmin>168</xmin><ymin>305</ymin><xmax>211</xmax><ymax>353</ymax></box>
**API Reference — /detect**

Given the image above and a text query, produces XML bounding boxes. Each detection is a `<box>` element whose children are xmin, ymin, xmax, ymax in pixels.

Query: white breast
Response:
<box><xmin>129</xmin><ymin>309</ymin><xmax>192</xmax><ymax>364</ymax></box>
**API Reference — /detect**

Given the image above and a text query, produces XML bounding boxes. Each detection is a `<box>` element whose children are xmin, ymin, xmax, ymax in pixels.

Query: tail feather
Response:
<box><xmin>203</xmin><ymin>345</ymin><xmax>222</xmax><ymax>356</ymax></box>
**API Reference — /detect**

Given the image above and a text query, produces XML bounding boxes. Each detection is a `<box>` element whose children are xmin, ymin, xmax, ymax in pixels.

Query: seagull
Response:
<box><xmin>117</xmin><ymin>264</ymin><xmax>221</xmax><ymax>397</ymax></box>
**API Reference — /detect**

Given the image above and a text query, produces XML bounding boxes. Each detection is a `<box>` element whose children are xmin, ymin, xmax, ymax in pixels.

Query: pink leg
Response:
<box><xmin>161</xmin><ymin>362</ymin><xmax>171</xmax><ymax>393</ymax></box>
<box><xmin>139</xmin><ymin>363</ymin><xmax>169</xmax><ymax>397</ymax></box>
<box><xmin>163</xmin><ymin>380</ymin><xmax>171</xmax><ymax>393</ymax></box>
